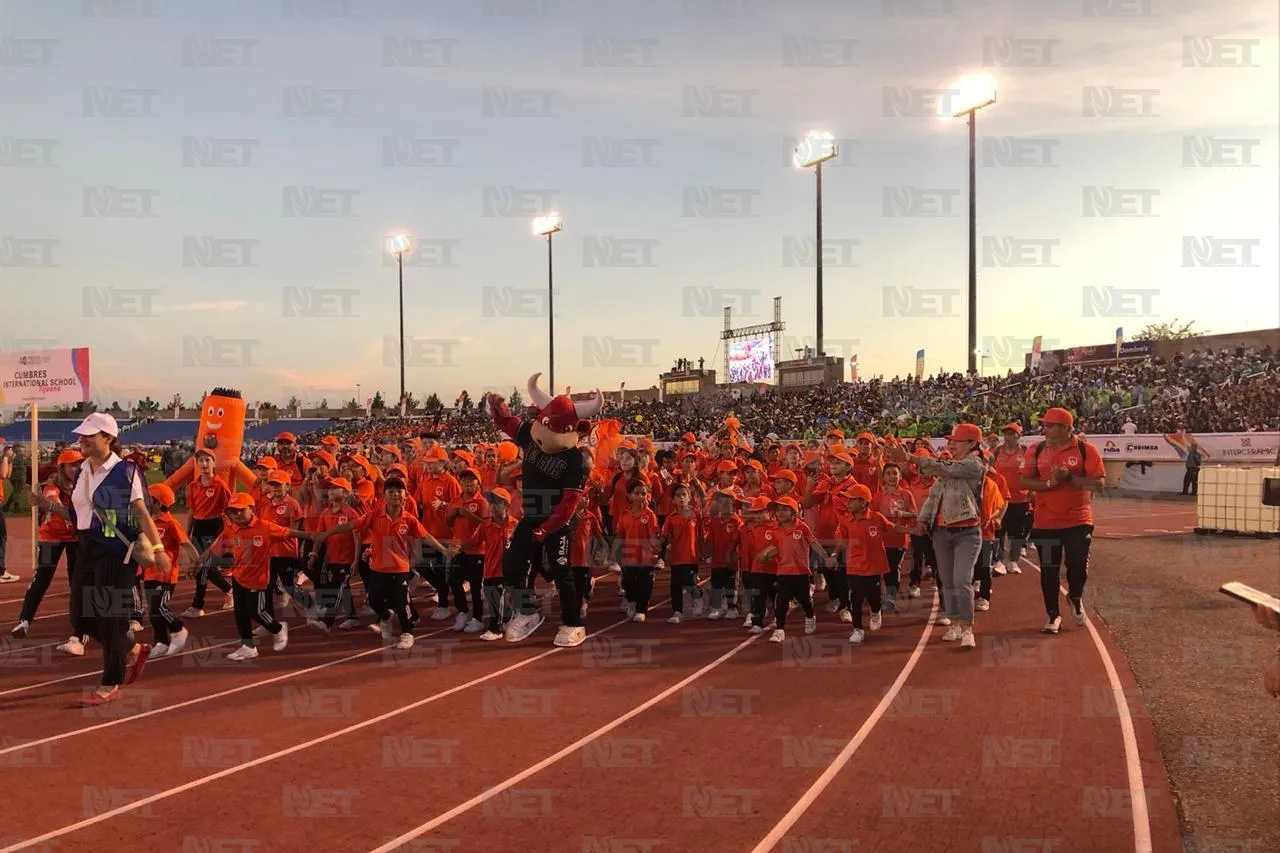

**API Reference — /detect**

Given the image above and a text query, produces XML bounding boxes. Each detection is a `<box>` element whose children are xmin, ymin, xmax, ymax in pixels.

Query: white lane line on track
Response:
<box><xmin>0</xmin><ymin>626</ymin><xmax>453</xmax><ymax>757</ymax></box>
<box><xmin>0</xmin><ymin>599</ymin><xmax>682</xmax><ymax>852</ymax></box>
<box><xmin>0</xmin><ymin>641</ymin><xmax>239</xmax><ymax>698</ymax></box>
<box><xmin>367</xmin><ymin>629</ymin><xmax>766</xmax><ymax>853</ymax></box>
<box><xmin>1023</xmin><ymin>555</ymin><xmax>1153</xmax><ymax>853</ymax></box>
<box><xmin>0</xmin><ymin>589</ymin><xmax>70</xmax><ymax>606</ymax></box>
<box><xmin>747</xmin><ymin>594</ymin><xmax>939</xmax><ymax>853</ymax></box>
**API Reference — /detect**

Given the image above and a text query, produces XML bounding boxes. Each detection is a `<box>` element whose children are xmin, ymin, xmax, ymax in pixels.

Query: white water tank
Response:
<box><xmin>1195</xmin><ymin>465</ymin><xmax>1280</xmax><ymax>536</ymax></box>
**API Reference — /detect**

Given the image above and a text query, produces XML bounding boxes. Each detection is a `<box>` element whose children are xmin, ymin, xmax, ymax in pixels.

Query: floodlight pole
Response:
<box><xmin>397</xmin><ymin>251</ymin><xmax>406</xmax><ymax>404</ymax></box>
<box><xmin>815</xmin><ymin>159</ymin><xmax>824</xmax><ymax>359</ymax></box>
<box><xmin>547</xmin><ymin>231</ymin><xmax>555</xmax><ymax>394</ymax></box>
<box><xmin>966</xmin><ymin>108</ymin><xmax>978</xmax><ymax>377</ymax></box>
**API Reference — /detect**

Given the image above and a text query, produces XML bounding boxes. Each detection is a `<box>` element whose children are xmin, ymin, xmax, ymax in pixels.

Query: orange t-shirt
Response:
<box><xmin>981</xmin><ymin>470</ymin><xmax>1011</xmax><ymax>540</ymax></box>
<box><xmin>767</xmin><ymin>519</ymin><xmax>820</xmax><ymax>576</ymax></box>
<box><xmin>317</xmin><ymin>505</ymin><xmax>363</xmax><ymax>565</ymax></box>
<box><xmin>661</xmin><ymin>512</ymin><xmax>700</xmax><ymax>565</ymax></box>
<box><xmin>993</xmin><ymin>445</ymin><xmax>1029</xmax><ymax>503</ymax></box>
<box><xmin>875</xmin><ymin>487</ymin><xmax>917</xmax><ymax>550</ymax></box>
<box><xmin>355</xmin><ymin>508</ymin><xmax>429</xmax><ymax>574</ymax></box>
<box><xmin>838</xmin><ymin>511</ymin><xmax>892</xmax><ymax>578</ymax></box>
<box><xmin>415</xmin><ymin>472</ymin><xmax>462</xmax><ymax>539</ymax></box>
<box><xmin>850</xmin><ymin>459</ymin><xmax>882</xmax><ymax>495</ymax></box>
<box><xmin>570</xmin><ymin>510</ymin><xmax>603</xmax><ymax>568</ymax></box>
<box><xmin>740</xmin><ymin>520</ymin><xmax>777</xmax><ymax>575</ymax></box>
<box><xmin>701</xmin><ymin>513</ymin><xmax>743</xmax><ymax>568</ymax></box>
<box><xmin>1024</xmin><ymin>440</ymin><xmax>1105</xmax><ymax>529</ymax></box>
<box><xmin>186</xmin><ymin>476</ymin><xmax>231</xmax><ymax>521</ymax></box>
<box><xmin>447</xmin><ymin>493</ymin><xmax>490</xmax><ymax>555</ymax></box>
<box><xmin>614</xmin><ymin>506</ymin><xmax>660</xmax><ymax>566</ymax></box>
<box><xmin>212</xmin><ymin>517</ymin><xmax>293</xmax><ymax>591</ymax></box>
<box><xmin>38</xmin><ymin>481</ymin><xmax>76</xmax><ymax>543</ymax></box>
<box><xmin>608</xmin><ymin>471</ymin><xmax>651</xmax><ymax>522</ymax></box>
<box><xmin>466</xmin><ymin>516</ymin><xmax>516</xmax><ymax>580</ymax></box>
<box><xmin>144</xmin><ymin>511</ymin><xmax>190</xmax><ymax>585</ymax></box>
<box><xmin>262</xmin><ymin>495</ymin><xmax>303</xmax><ymax>557</ymax></box>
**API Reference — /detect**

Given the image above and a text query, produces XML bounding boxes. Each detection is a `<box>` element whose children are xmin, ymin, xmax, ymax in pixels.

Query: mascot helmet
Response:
<box><xmin>526</xmin><ymin>373</ymin><xmax>603</xmax><ymax>435</ymax></box>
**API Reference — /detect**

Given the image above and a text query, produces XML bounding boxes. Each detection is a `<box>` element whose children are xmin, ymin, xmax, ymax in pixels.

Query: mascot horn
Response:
<box><xmin>485</xmin><ymin>373</ymin><xmax>603</xmax><ymax>649</ymax></box>
<box><xmin>163</xmin><ymin>387</ymin><xmax>257</xmax><ymax>492</ymax></box>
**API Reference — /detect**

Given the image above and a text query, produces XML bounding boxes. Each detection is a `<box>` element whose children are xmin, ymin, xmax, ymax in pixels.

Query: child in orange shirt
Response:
<box><xmin>306</xmin><ymin>477</ymin><xmax>364</xmax><ymax>632</ymax></box>
<box><xmin>754</xmin><ymin>496</ymin><xmax>826</xmax><ymax>643</ymax></box>
<box><xmin>739</xmin><ymin>496</ymin><xmax>776</xmax><ymax>633</ymax></box>
<box><xmin>569</xmin><ymin>497</ymin><xmax>604</xmax><ymax>621</ymax></box>
<box><xmin>838</xmin><ymin>484</ymin><xmax>911</xmax><ymax>644</ymax></box>
<box><xmin>701</xmin><ymin>490</ymin><xmax>743</xmax><ymax>620</ymax></box>
<box><xmin>443</xmin><ymin>468</ymin><xmax>490</xmax><ymax>633</ymax></box>
<box><xmin>876</xmin><ymin>462</ymin><xmax>918</xmax><ymax>611</ymax></box>
<box><xmin>144</xmin><ymin>484</ymin><xmax>200</xmax><ymax>658</ymax></box>
<box><xmin>183</xmin><ymin>448</ymin><xmax>234</xmax><ymax>617</ymax></box>
<box><xmin>610</xmin><ymin>480</ymin><xmax>661</xmax><ymax>622</ymax></box>
<box><xmin>263</xmin><ymin>470</ymin><xmax>309</xmax><ymax>614</ymax></box>
<box><xmin>659</xmin><ymin>484</ymin><xmax>704</xmax><ymax>624</ymax></box>
<box><xmin>460</xmin><ymin>487</ymin><xmax>517</xmax><ymax>641</ymax></box>
<box><xmin>976</xmin><ymin>464</ymin><xmax>1010</xmax><ymax>612</ymax></box>
<box><xmin>200</xmin><ymin>493</ymin><xmax>318</xmax><ymax>661</ymax></box>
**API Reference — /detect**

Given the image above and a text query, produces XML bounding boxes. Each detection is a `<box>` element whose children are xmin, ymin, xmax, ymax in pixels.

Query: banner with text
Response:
<box><xmin>0</xmin><ymin>348</ymin><xmax>91</xmax><ymax>405</ymax></box>
<box><xmin>925</xmin><ymin>432</ymin><xmax>1279</xmax><ymax>463</ymax></box>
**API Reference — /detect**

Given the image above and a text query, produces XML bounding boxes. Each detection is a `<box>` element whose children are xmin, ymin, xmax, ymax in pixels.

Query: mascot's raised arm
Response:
<box><xmin>484</xmin><ymin>373</ymin><xmax>603</xmax><ymax>648</ymax></box>
<box><xmin>163</xmin><ymin>388</ymin><xmax>257</xmax><ymax>493</ymax></box>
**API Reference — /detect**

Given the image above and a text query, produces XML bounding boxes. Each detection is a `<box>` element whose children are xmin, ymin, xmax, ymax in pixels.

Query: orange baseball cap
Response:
<box><xmin>320</xmin><ymin>435</ymin><xmax>340</xmax><ymax>447</ymax></box>
<box><xmin>715</xmin><ymin>460</ymin><xmax>738</xmax><ymax>473</ymax></box>
<box><xmin>266</xmin><ymin>470</ymin><xmax>291</xmax><ymax>485</ymax></box>
<box><xmin>830</xmin><ymin>452</ymin><xmax>856</xmax><ymax>467</ymax></box>
<box><xmin>56</xmin><ymin>449</ymin><xmax>84</xmax><ymax>466</ymax></box>
<box><xmin>1041</xmin><ymin>407</ymin><xmax>1075</xmax><ymax>427</ymax></box>
<box><xmin>310</xmin><ymin>450</ymin><xmax>337</xmax><ymax>469</ymax></box>
<box><xmin>423</xmin><ymin>445</ymin><xmax>449</xmax><ymax>462</ymax></box>
<box><xmin>148</xmin><ymin>483</ymin><xmax>176</xmax><ymax>506</ymax></box>
<box><xmin>1002</xmin><ymin>422</ymin><xmax>1023</xmax><ymax>434</ymax></box>
<box><xmin>255</xmin><ymin>456</ymin><xmax>278</xmax><ymax>469</ymax></box>
<box><xmin>458</xmin><ymin>466</ymin><xmax>482</xmax><ymax>481</ymax></box>
<box><xmin>355</xmin><ymin>481</ymin><xmax>376</xmax><ymax>500</ymax></box>
<box><xmin>326</xmin><ymin>477</ymin><xmax>353</xmax><ymax>491</ymax></box>
<box><xmin>487</xmin><ymin>487</ymin><xmax>512</xmax><ymax>504</ymax></box>
<box><xmin>275</xmin><ymin>432</ymin><xmax>296</xmax><ymax>443</ymax></box>
<box><xmin>772</xmin><ymin>469</ymin><xmax>797</xmax><ymax>484</ymax></box>
<box><xmin>681</xmin><ymin>432</ymin><xmax>697</xmax><ymax>443</ymax></box>
<box><xmin>749</xmin><ymin>496</ymin><xmax>772</xmax><ymax>512</ymax></box>
<box><xmin>947</xmin><ymin>423</ymin><xmax>984</xmax><ymax>443</ymax></box>
<box><xmin>840</xmin><ymin>483</ymin><xmax>874</xmax><ymax>502</ymax></box>
<box><xmin>825</xmin><ymin>429</ymin><xmax>844</xmax><ymax>439</ymax></box>
<box><xmin>227</xmin><ymin>492</ymin><xmax>255</xmax><ymax>510</ymax></box>
<box><xmin>770</xmin><ymin>496</ymin><xmax>800</xmax><ymax>513</ymax></box>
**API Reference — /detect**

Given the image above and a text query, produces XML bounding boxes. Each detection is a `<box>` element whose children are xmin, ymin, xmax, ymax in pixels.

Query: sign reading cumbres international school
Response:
<box><xmin>0</xmin><ymin>347</ymin><xmax>91</xmax><ymax>405</ymax></box>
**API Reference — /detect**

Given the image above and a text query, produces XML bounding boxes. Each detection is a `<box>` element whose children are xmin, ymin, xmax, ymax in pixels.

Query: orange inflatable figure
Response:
<box><xmin>163</xmin><ymin>387</ymin><xmax>257</xmax><ymax>492</ymax></box>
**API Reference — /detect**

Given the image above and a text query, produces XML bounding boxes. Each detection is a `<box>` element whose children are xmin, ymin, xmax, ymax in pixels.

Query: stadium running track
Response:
<box><xmin>0</xmin><ymin>498</ymin><xmax>1193</xmax><ymax>853</ymax></box>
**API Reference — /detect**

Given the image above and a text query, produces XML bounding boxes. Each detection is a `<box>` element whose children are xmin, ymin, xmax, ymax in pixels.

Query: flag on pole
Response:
<box><xmin>914</xmin><ymin>349</ymin><xmax>925</xmax><ymax>380</ymax></box>
<box><xmin>1031</xmin><ymin>336</ymin><xmax>1043</xmax><ymax>372</ymax></box>
<box><xmin>1115</xmin><ymin>326</ymin><xmax>1123</xmax><ymax>361</ymax></box>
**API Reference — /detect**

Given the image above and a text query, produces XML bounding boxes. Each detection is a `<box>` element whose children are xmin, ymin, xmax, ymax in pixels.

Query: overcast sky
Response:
<box><xmin>2</xmin><ymin>0</ymin><xmax>1276</xmax><ymax>409</ymax></box>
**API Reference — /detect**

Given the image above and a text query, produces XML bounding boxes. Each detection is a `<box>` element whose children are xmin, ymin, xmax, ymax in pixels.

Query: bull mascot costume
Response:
<box><xmin>485</xmin><ymin>373</ymin><xmax>603</xmax><ymax>647</ymax></box>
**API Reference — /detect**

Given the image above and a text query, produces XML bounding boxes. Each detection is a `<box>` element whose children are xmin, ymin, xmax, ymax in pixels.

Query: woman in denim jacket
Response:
<box><xmin>885</xmin><ymin>424</ymin><xmax>986</xmax><ymax>649</ymax></box>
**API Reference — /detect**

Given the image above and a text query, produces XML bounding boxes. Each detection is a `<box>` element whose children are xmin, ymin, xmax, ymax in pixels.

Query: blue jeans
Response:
<box><xmin>931</xmin><ymin>526</ymin><xmax>982</xmax><ymax>623</ymax></box>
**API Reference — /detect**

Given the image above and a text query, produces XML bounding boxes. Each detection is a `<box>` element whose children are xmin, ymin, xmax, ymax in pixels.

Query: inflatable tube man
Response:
<box><xmin>163</xmin><ymin>387</ymin><xmax>256</xmax><ymax>493</ymax></box>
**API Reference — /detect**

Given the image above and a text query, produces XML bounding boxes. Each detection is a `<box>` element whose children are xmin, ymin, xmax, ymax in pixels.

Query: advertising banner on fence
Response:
<box><xmin>0</xmin><ymin>348</ymin><xmax>91</xmax><ymax>405</ymax></box>
<box><xmin>922</xmin><ymin>432</ymin><xmax>1279</xmax><ymax>463</ymax></box>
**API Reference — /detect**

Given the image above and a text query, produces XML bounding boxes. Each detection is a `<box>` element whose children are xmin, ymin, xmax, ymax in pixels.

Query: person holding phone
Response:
<box><xmin>1251</xmin><ymin>603</ymin><xmax>1280</xmax><ymax>698</ymax></box>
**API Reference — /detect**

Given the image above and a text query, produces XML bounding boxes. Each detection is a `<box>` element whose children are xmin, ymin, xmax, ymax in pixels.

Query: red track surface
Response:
<box><xmin>0</xmin><ymin>499</ymin><xmax>1192</xmax><ymax>853</ymax></box>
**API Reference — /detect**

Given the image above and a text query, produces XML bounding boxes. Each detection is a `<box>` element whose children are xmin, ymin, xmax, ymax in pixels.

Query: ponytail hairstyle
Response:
<box><xmin>107</xmin><ymin>434</ymin><xmax>123</xmax><ymax>457</ymax></box>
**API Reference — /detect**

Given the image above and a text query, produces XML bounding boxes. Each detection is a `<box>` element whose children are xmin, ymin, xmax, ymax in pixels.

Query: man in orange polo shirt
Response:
<box><xmin>1021</xmin><ymin>407</ymin><xmax>1106</xmax><ymax>634</ymax></box>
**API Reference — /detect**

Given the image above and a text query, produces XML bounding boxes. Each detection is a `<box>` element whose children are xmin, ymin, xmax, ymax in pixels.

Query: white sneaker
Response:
<box><xmin>992</xmin><ymin>562</ymin><xmax>1008</xmax><ymax>576</ymax></box>
<box><xmin>824</xmin><ymin>599</ymin><xmax>840</xmax><ymax>614</ymax></box>
<box><xmin>816</xmin><ymin>574</ymin><xmax>827</xmax><ymax>591</ymax></box>
<box><xmin>253</xmin><ymin>625</ymin><xmax>269</xmax><ymax>638</ymax></box>
<box><xmin>869</xmin><ymin>611</ymin><xmax>882</xmax><ymax>632</ymax></box>
<box><xmin>394</xmin><ymin>633</ymin><xmax>414</xmax><ymax>650</ymax></box>
<box><xmin>463</xmin><ymin>617</ymin><xmax>483</xmax><ymax>633</ymax></box>
<box><xmin>504</xmin><ymin>612</ymin><xmax>545</xmax><ymax>643</ymax></box>
<box><xmin>707</xmin><ymin>608</ymin><xmax>724</xmax><ymax>621</ymax></box>
<box><xmin>128</xmin><ymin>620</ymin><xmax>143</xmax><ymax>635</ymax></box>
<box><xmin>937</xmin><ymin>616</ymin><xmax>952</xmax><ymax>627</ymax></box>
<box><xmin>168</xmin><ymin>627</ymin><xmax>189</xmax><ymax>655</ymax></box>
<box><xmin>725</xmin><ymin>606</ymin><xmax>740</xmax><ymax>619</ymax></box>
<box><xmin>769</xmin><ymin>628</ymin><xmax>785</xmax><ymax>643</ymax></box>
<box><xmin>839</xmin><ymin>608</ymin><xmax>853</xmax><ymax>624</ymax></box>
<box><xmin>848</xmin><ymin>628</ymin><xmax>866</xmax><ymax>644</ymax></box>
<box><xmin>272</xmin><ymin>622</ymin><xmax>289</xmax><ymax>651</ymax></box>
<box><xmin>430</xmin><ymin>607</ymin><xmax>452</xmax><ymax>621</ymax></box>
<box><xmin>1071</xmin><ymin>600</ymin><xmax>1086</xmax><ymax>626</ymax></box>
<box><xmin>1006</xmin><ymin>561</ymin><xmax>1023</xmax><ymax>574</ymax></box>
<box><xmin>960</xmin><ymin>627</ymin><xmax>976</xmax><ymax>649</ymax></box>
<box><xmin>742</xmin><ymin>614</ymin><xmax>754</xmax><ymax>629</ymax></box>
<box><xmin>306</xmin><ymin>618</ymin><xmax>331</xmax><ymax>634</ymax></box>
<box><xmin>803</xmin><ymin>616</ymin><xmax>817</xmax><ymax>635</ymax></box>
<box><xmin>337</xmin><ymin>618</ymin><xmax>361</xmax><ymax>630</ymax></box>
<box><xmin>625</xmin><ymin>602</ymin><xmax>637</xmax><ymax>620</ymax></box>
<box><xmin>631</xmin><ymin>612</ymin><xmax>646</xmax><ymax>623</ymax></box>
<box><xmin>690</xmin><ymin>596</ymin><xmax>707</xmax><ymax>618</ymax></box>
<box><xmin>908</xmin><ymin>585</ymin><xmax>921</xmax><ymax>599</ymax></box>
<box><xmin>480</xmin><ymin>630</ymin><xmax>503</xmax><ymax>641</ymax></box>
<box><xmin>0</xmin><ymin>571</ymin><xmax>20</xmax><ymax>583</ymax></box>
<box><xmin>579</xmin><ymin>601</ymin><xmax>589</xmax><ymax>620</ymax></box>
<box><xmin>975</xmin><ymin>598</ymin><xmax>990</xmax><ymax>612</ymax></box>
<box><xmin>181</xmin><ymin>607</ymin><xmax>204</xmax><ymax>619</ymax></box>
<box><xmin>10</xmin><ymin>620</ymin><xmax>30</xmax><ymax>638</ymax></box>
<box><xmin>151</xmin><ymin>643</ymin><xmax>170</xmax><ymax>658</ymax></box>
<box><xmin>1042</xmin><ymin>616</ymin><xmax>1062</xmax><ymax>634</ymax></box>
<box><xmin>749</xmin><ymin>625</ymin><xmax>766</xmax><ymax>635</ymax></box>
<box><xmin>226</xmin><ymin>644</ymin><xmax>258</xmax><ymax>661</ymax></box>
<box><xmin>452</xmin><ymin>612</ymin><xmax>469</xmax><ymax>632</ymax></box>
<box><xmin>359</xmin><ymin>604</ymin><xmax>377</xmax><ymax>618</ymax></box>
<box><xmin>941</xmin><ymin>625</ymin><xmax>963</xmax><ymax>642</ymax></box>
<box><xmin>667</xmin><ymin>613</ymin><xmax>682</xmax><ymax>625</ymax></box>
<box><xmin>372</xmin><ymin>619</ymin><xmax>393</xmax><ymax>641</ymax></box>
<box><xmin>553</xmin><ymin>625</ymin><xmax>586</xmax><ymax>647</ymax></box>
<box><xmin>617</xmin><ymin>599</ymin><xmax>629</xmax><ymax>613</ymax></box>
<box><xmin>57</xmin><ymin>636</ymin><xmax>86</xmax><ymax>657</ymax></box>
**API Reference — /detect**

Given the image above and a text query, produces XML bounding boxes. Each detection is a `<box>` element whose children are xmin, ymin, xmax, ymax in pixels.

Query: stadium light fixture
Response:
<box><xmin>533</xmin><ymin>213</ymin><xmax>563</xmax><ymax>392</ymax></box>
<box><xmin>792</xmin><ymin>131</ymin><xmax>839</xmax><ymax>359</ymax></box>
<box><xmin>942</xmin><ymin>75</ymin><xmax>997</xmax><ymax>377</ymax></box>
<box><xmin>385</xmin><ymin>233</ymin><xmax>412</xmax><ymax>407</ymax></box>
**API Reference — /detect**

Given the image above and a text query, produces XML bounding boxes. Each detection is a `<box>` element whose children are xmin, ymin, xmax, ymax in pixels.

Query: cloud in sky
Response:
<box><xmin>1</xmin><ymin>0</ymin><xmax>1275</xmax><ymax>407</ymax></box>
